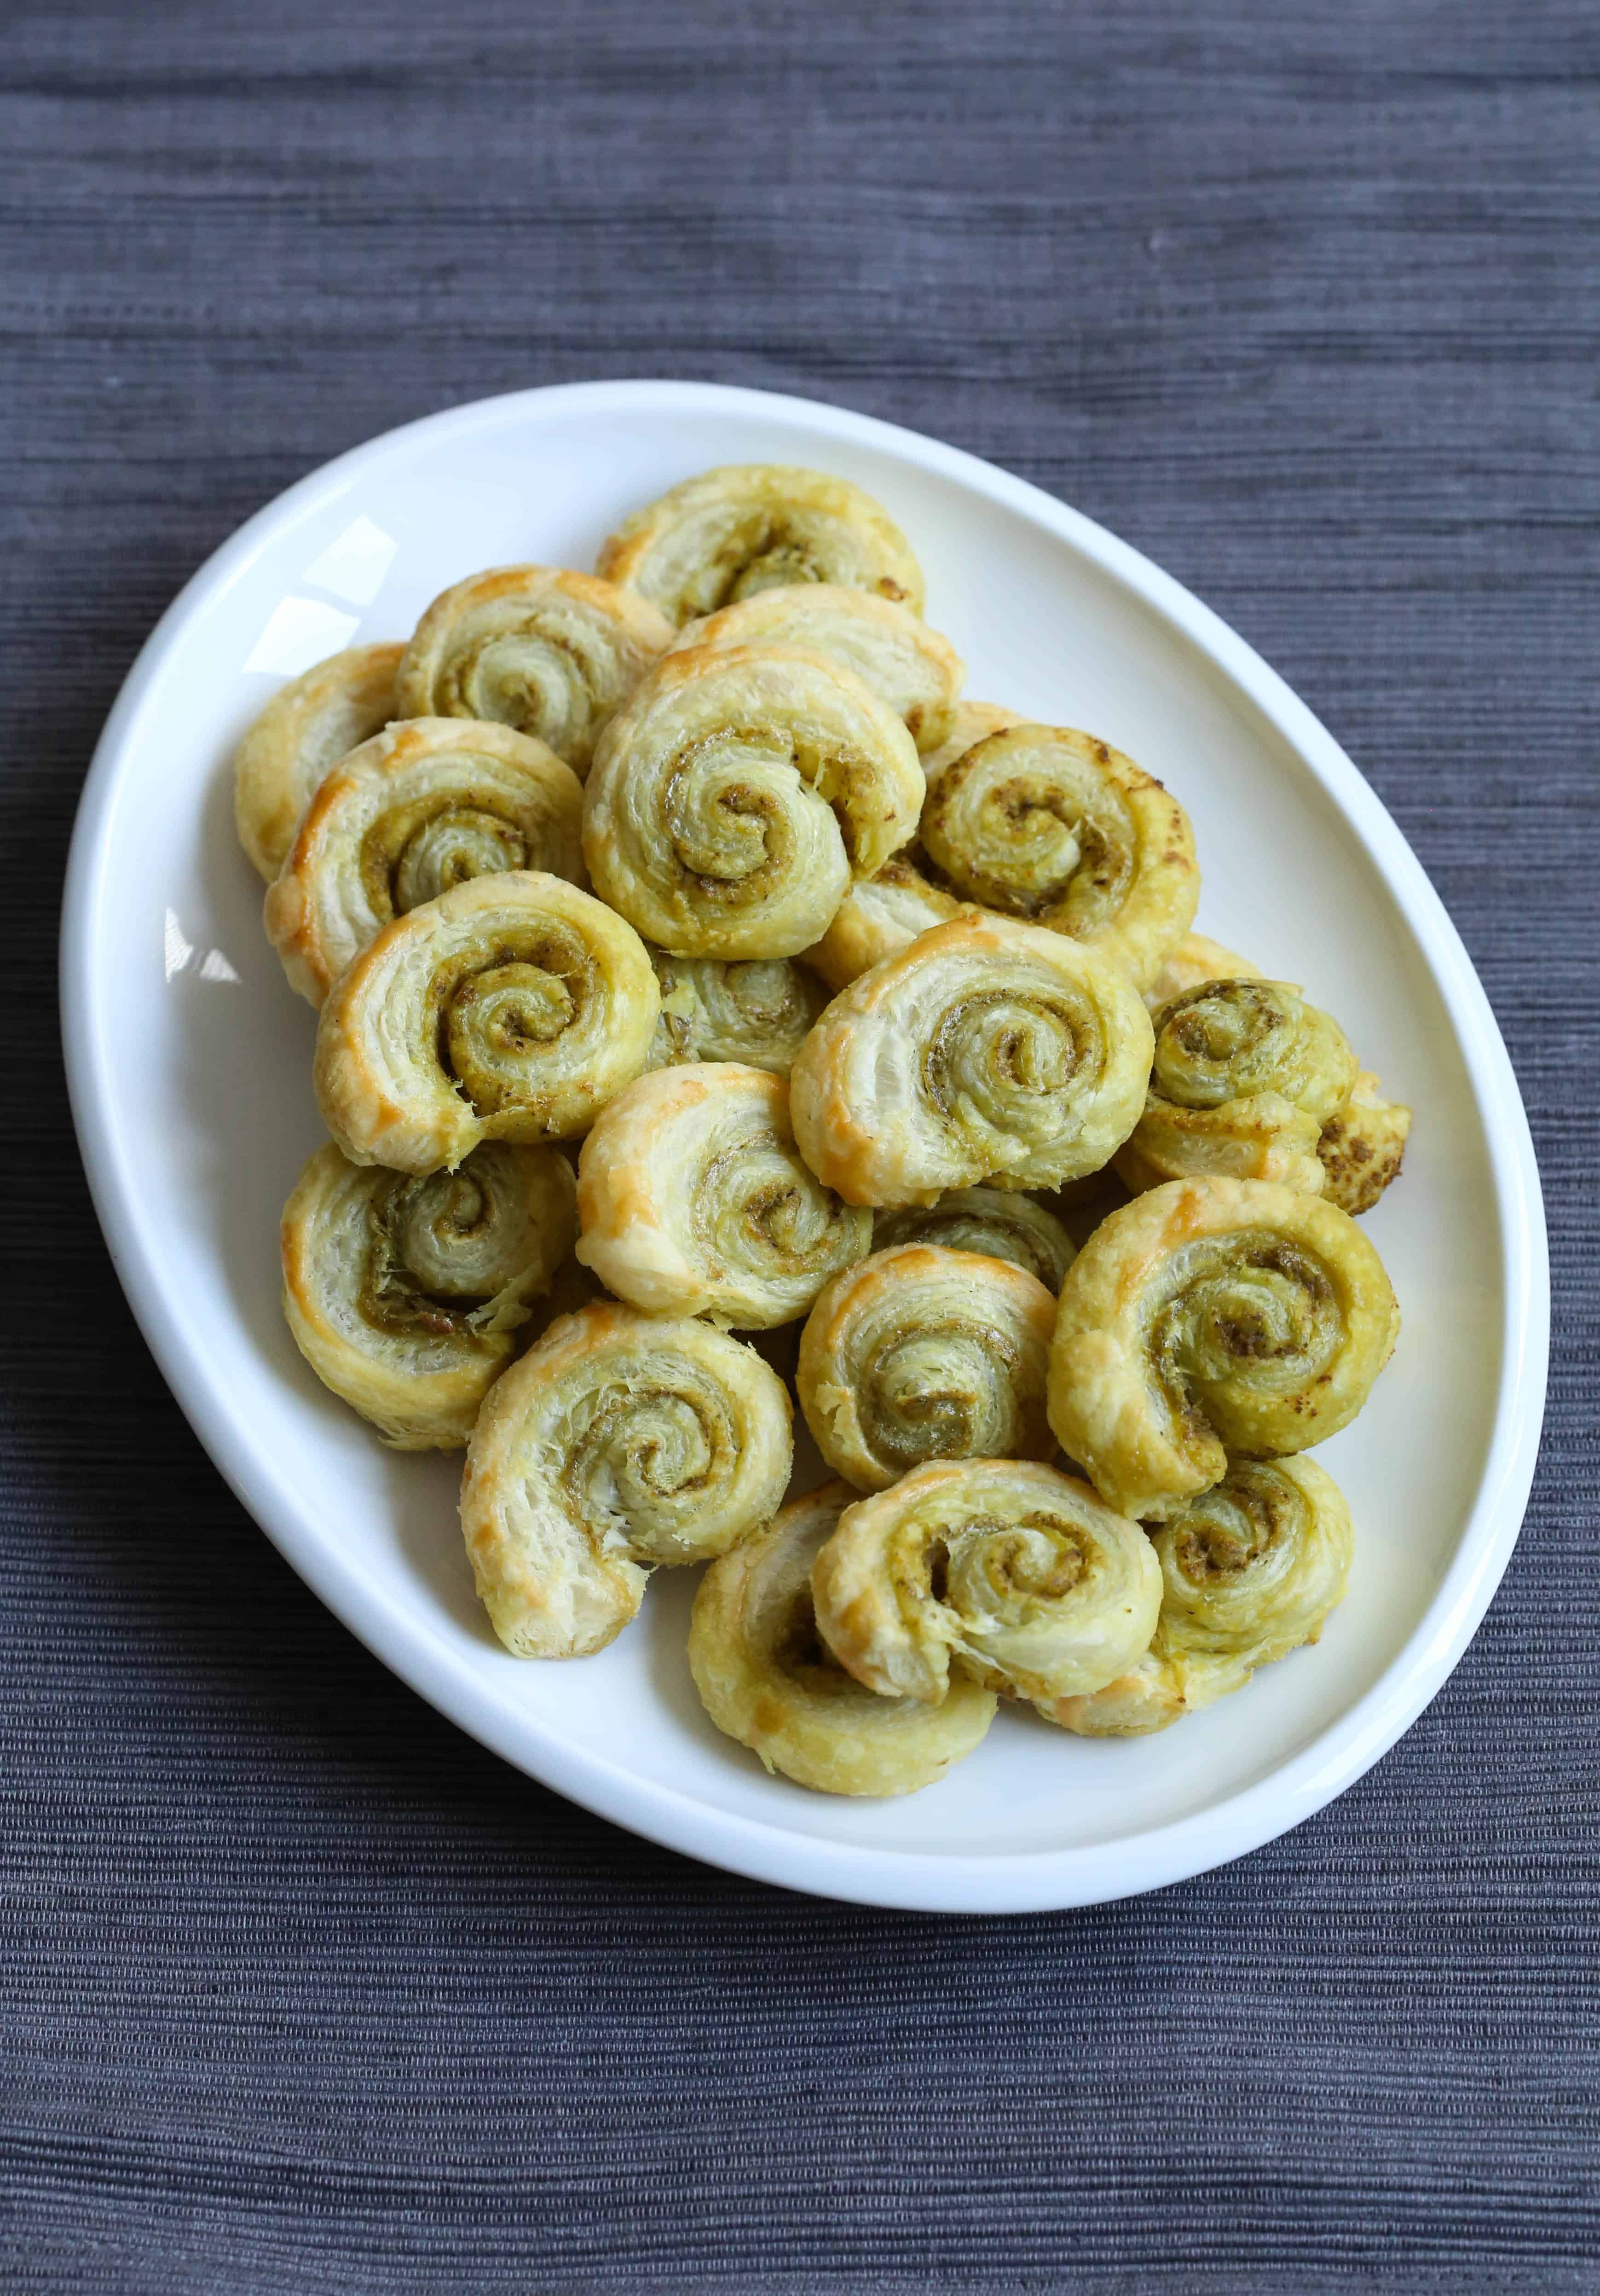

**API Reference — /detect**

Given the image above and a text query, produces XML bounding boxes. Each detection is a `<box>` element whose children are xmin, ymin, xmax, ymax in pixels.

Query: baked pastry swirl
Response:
<box><xmin>797</xmin><ymin>1244</ymin><xmax>1057</xmax><ymax>1490</ymax></box>
<box><xmin>280</xmin><ymin>1140</ymin><xmax>577</xmax><ymax>1449</ymax></box>
<box><xmin>1317</xmin><ymin>1071</ymin><xmax>1413</xmax><ymax>1215</ymax></box>
<box><xmin>1116</xmin><ymin>978</ymin><xmax>1359</xmax><ymax>1195</ymax></box>
<box><xmin>313</xmin><ymin>870</ymin><xmax>658</xmax><ymax>1173</ymax></box>
<box><xmin>597</xmin><ymin>464</ymin><xmax>925</xmax><ymax>625</ymax></box>
<box><xmin>582</xmin><ymin>643</ymin><xmax>924</xmax><ymax>959</ymax></box>
<box><xmin>234</xmin><ymin>642</ymin><xmax>403</xmax><ymax>881</ymax></box>
<box><xmin>1047</xmin><ymin>1177</ymin><xmax>1400</xmax><ymax>1520</ymax></box>
<box><xmin>872</xmin><ymin>1187</ymin><xmax>1077</xmax><ymax>1292</ymax></box>
<box><xmin>460</xmin><ymin>1302</ymin><xmax>792</xmax><ymax>1657</ymax></box>
<box><xmin>689</xmin><ymin>1481</ymin><xmax>997</xmax><ymax>1796</ymax></box>
<box><xmin>648</xmin><ymin>952</ymin><xmax>827</xmax><ymax>1077</ymax></box>
<box><xmin>919</xmin><ymin>720</ymin><xmax>1199</xmax><ymax>989</ymax></box>
<box><xmin>575</xmin><ymin>1063</ymin><xmax>872</xmax><ymax>1328</ymax></box>
<box><xmin>1050</xmin><ymin>1457</ymin><xmax>1354</xmax><ymax>1735</ymax></box>
<box><xmin>264</xmin><ymin>719</ymin><xmax>585</xmax><ymax>1006</ymax></box>
<box><xmin>789</xmin><ymin>911</ymin><xmax>1155</xmax><ymax>1207</ymax></box>
<box><xmin>811</xmin><ymin>1458</ymin><xmax>1162</xmax><ymax>1709</ymax></box>
<box><xmin>395</xmin><ymin>566</ymin><xmax>674</xmax><ymax>777</ymax></box>
<box><xmin>670</xmin><ymin>586</ymin><xmax>963</xmax><ymax>751</ymax></box>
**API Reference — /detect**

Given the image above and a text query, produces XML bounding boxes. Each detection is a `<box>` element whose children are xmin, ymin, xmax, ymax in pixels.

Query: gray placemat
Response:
<box><xmin>2</xmin><ymin>0</ymin><xmax>1594</xmax><ymax>2288</ymax></box>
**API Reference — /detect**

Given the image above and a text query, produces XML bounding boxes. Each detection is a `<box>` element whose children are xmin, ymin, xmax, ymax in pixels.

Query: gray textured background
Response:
<box><xmin>4</xmin><ymin>1</ymin><xmax>1596</xmax><ymax>2288</ymax></box>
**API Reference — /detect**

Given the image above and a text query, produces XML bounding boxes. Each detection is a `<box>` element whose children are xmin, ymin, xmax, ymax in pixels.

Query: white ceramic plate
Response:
<box><xmin>61</xmin><ymin>381</ymin><xmax>1548</xmax><ymax>1913</ymax></box>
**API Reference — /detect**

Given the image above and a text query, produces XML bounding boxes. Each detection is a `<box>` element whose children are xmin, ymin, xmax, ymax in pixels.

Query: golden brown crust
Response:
<box><xmin>574</xmin><ymin>1062</ymin><xmax>872</xmax><ymax>1328</ymax></box>
<box><xmin>280</xmin><ymin>1140</ymin><xmax>576</xmax><ymax>1449</ymax></box>
<box><xmin>264</xmin><ymin>719</ymin><xmax>585</xmax><ymax>1007</ymax></box>
<box><xmin>799</xmin><ymin>854</ymin><xmax>964</xmax><ymax>991</ymax></box>
<box><xmin>788</xmin><ymin>910</ymin><xmax>1155</xmax><ymax>1207</ymax></box>
<box><xmin>597</xmin><ymin>464</ymin><xmax>925</xmax><ymax>624</ymax></box>
<box><xmin>689</xmin><ymin>1481</ymin><xmax>996</xmax><ymax>1796</ymax></box>
<box><xmin>234</xmin><ymin>643</ymin><xmax>404</xmax><ymax>881</ymax></box>
<box><xmin>1046</xmin><ymin>1177</ymin><xmax>1400</xmax><ymax>1520</ymax></box>
<box><xmin>312</xmin><ymin>870</ymin><xmax>659</xmax><ymax>1173</ymax></box>
<box><xmin>810</xmin><ymin>1458</ymin><xmax>1162</xmax><ymax>1710</ymax></box>
<box><xmin>395</xmin><ymin>566</ymin><xmax>673</xmax><ymax>776</ymax></box>
<box><xmin>872</xmin><ymin>1187</ymin><xmax>1077</xmax><ymax>1292</ymax></box>
<box><xmin>1317</xmin><ymin>1070</ymin><xmax>1413</xmax><ymax>1213</ymax></box>
<box><xmin>581</xmin><ymin>643</ymin><xmax>925</xmax><ymax>960</ymax></box>
<box><xmin>1144</xmin><ymin>932</ymin><xmax>1261</xmax><ymax>1011</ymax></box>
<box><xmin>459</xmin><ymin>1302</ymin><xmax>793</xmax><ymax>1657</ymax></box>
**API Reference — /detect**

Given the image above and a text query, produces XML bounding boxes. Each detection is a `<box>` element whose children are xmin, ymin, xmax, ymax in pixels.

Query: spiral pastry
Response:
<box><xmin>460</xmin><ymin>1302</ymin><xmax>793</xmax><ymax>1658</ymax></box>
<box><xmin>394</xmin><ymin>566</ymin><xmax>674</xmax><ymax>777</ymax></box>
<box><xmin>1317</xmin><ymin>1070</ymin><xmax>1413</xmax><ymax>1215</ymax></box>
<box><xmin>670</xmin><ymin>586</ymin><xmax>963</xmax><ymax>752</ymax></box>
<box><xmin>280</xmin><ymin>1140</ymin><xmax>577</xmax><ymax>1449</ymax></box>
<box><xmin>797</xmin><ymin>1244</ymin><xmax>1057</xmax><ymax>1491</ymax></box>
<box><xmin>648</xmin><ymin>951</ymin><xmax>828</xmax><ymax>1078</ymax></box>
<box><xmin>234</xmin><ymin>642</ymin><xmax>404</xmax><ymax>881</ymax></box>
<box><xmin>263</xmin><ymin>719</ymin><xmax>585</xmax><ymax>1007</ymax></box>
<box><xmin>689</xmin><ymin>1481</ymin><xmax>996</xmax><ymax>1796</ymax></box>
<box><xmin>582</xmin><ymin>644</ymin><xmax>925</xmax><ymax>960</ymax></box>
<box><xmin>1047</xmin><ymin>1177</ymin><xmax>1400</xmax><ymax>1521</ymax></box>
<box><xmin>1051</xmin><ymin>1457</ymin><xmax>1354</xmax><ymax>1735</ymax></box>
<box><xmin>872</xmin><ymin>1188</ymin><xmax>1077</xmax><ymax>1292</ymax></box>
<box><xmin>597</xmin><ymin>464</ymin><xmax>925</xmax><ymax>625</ymax></box>
<box><xmin>313</xmin><ymin>870</ymin><xmax>659</xmax><ymax>1174</ymax></box>
<box><xmin>1144</xmin><ymin>931</ymin><xmax>1260</xmax><ymax>1012</ymax></box>
<box><xmin>918</xmin><ymin>721</ymin><xmax>1199</xmax><ymax>989</ymax></box>
<box><xmin>801</xmin><ymin>854</ymin><xmax>964</xmax><ymax>992</ymax></box>
<box><xmin>1115</xmin><ymin>979</ymin><xmax>1359</xmax><ymax>1196</ymax></box>
<box><xmin>811</xmin><ymin>1458</ymin><xmax>1162</xmax><ymax>1709</ymax></box>
<box><xmin>789</xmin><ymin>911</ymin><xmax>1155</xmax><ymax>1207</ymax></box>
<box><xmin>575</xmin><ymin>1063</ymin><xmax>872</xmax><ymax>1328</ymax></box>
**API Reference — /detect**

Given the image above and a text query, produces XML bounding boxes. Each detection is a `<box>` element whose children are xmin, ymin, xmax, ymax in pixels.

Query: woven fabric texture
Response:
<box><xmin>2</xmin><ymin>1</ymin><xmax>1595</xmax><ymax>2288</ymax></box>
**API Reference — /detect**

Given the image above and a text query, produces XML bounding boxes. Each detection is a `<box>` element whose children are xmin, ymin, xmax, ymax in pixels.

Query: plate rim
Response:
<box><xmin>59</xmin><ymin>377</ymin><xmax>1550</xmax><ymax>1913</ymax></box>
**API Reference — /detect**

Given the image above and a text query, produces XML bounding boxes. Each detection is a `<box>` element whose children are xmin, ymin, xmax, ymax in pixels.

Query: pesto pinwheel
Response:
<box><xmin>581</xmin><ymin>643</ymin><xmax>924</xmax><ymax>959</ymax></box>
<box><xmin>597</xmin><ymin>464</ymin><xmax>925</xmax><ymax>624</ymax></box>
<box><xmin>280</xmin><ymin>1140</ymin><xmax>577</xmax><ymax>1448</ymax></box>
<box><xmin>789</xmin><ymin>911</ymin><xmax>1154</xmax><ymax>1206</ymax></box>
<box><xmin>460</xmin><ymin>1302</ymin><xmax>792</xmax><ymax>1658</ymax></box>
<box><xmin>670</xmin><ymin>585</ymin><xmax>962</xmax><ymax>750</ymax></box>
<box><xmin>647</xmin><ymin>951</ymin><xmax>828</xmax><ymax>1078</ymax></box>
<box><xmin>234</xmin><ymin>642</ymin><xmax>404</xmax><ymax>881</ymax></box>
<box><xmin>575</xmin><ymin>1062</ymin><xmax>872</xmax><ymax>1328</ymax></box>
<box><xmin>811</xmin><ymin>1458</ymin><xmax>1162</xmax><ymax>1709</ymax></box>
<box><xmin>872</xmin><ymin>1187</ymin><xmax>1077</xmax><ymax>1292</ymax></box>
<box><xmin>313</xmin><ymin>870</ymin><xmax>658</xmax><ymax>1173</ymax></box>
<box><xmin>1047</xmin><ymin>1177</ymin><xmax>1400</xmax><ymax>1520</ymax></box>
<box><xmin>395</xmin><ymin>566</ymin><xmax>674</xmax><ymax>777</ymax></box>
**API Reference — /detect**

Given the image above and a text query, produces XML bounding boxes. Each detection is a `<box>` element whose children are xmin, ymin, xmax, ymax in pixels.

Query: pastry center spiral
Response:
<box><xmin>360</xmin><ymin>1161</ymin><xmax>535</xmax><ymax>1335</ymax></box>
<box><xmin>1150</xmin><ymin>1234</ymin><xmax>1341</xmax><ymax>1404</ymax></box>
<box><xmin>925</xmin><ymin>729</ymin><xmax>1135</xmax><ymax>928</ymax></box>
<box><xmin>1152</xmin><ymin>982</ymin><xmax>1299</xmax><ymax>1107</ymax></box>
<box><xmin>391</xmin><ymin>808</ymin><xmax>530</xmax><ymax>913</ymax></box>
<box><xmin>445</xmin><ymin>956</ymin><xmax>578</xmax><ymax>1113</ymax></box>
<box><xmin>437</xmin><ymin>625</ymin><xmax>598</xmax><ymax>751</ymax></box>
<box><xmin>566</xmin><ymin>1379</ymin><xmax>732</xmax><ymax>1561</ymax></box>
<box><xmin>943</xmin><ymin>1516</ymin><xmax>1089</xmax><ymax>1623</ymax></box>
<box><xmin>923</xmin><ymin>988</ymin><xmax>1090</xmax><ymax>1139</ymax></box>
<box><xmin>863</xmin><ymin>1323</ymin><xmax>1030</xmax><ymax>1472</ymax></box>
<box><xmin>663</xmin><ymin>732</ymin><xmax>800</xmax><ymax>891</ymax></box>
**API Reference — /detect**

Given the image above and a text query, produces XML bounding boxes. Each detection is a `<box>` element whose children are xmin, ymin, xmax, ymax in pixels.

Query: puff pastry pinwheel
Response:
<box><xmin>1115</xmin><ymin>978</ymin><xmax>1360</xmax><ymax>1196</ymax></box>
<box><xmin>313</xmin><ymin>870</ymin><xmax>658</xmax><ymax>1173</ymax></box>
<box><xmin>597</xmin><ymin>464</ymin><xmax>925</xmax><ymax>625</ymax></box>
<box><xmin>280</xmin><ymin>1139</ymin><xmax>577</xmax><ymax>1449</ymax></box>
<box><xmin>797</xmin><ymin>1243</ymin><xmax>1057</xmax><ymax>1491</ymax></box>
<box><xmin>1051</xmin><ymin>1457</ymin><xmax>1353</xmax><ymax>1735</ymax></box>
<box><xmin>575</xmin><ymin>1062</ymin><xmax>872</xmax><ymax>1328</ymax></box>
<box><xmin>1047</xmin><ymin>1177</ymin><xmax>1399</xmax><ymax>1520</ymax></box>
<box><xmin>811</xmin><ymin>1458</ymin><xmax>1162</xmax><ymax>1710</ymax></box>
<box><xmin>234</xmin><ymin>642</ymin><xmax>403</xmax><ymax>882</ymax></box>
<box><xmin>872</xmin><ymin>1187</ymin><xmax>1076</xmax><ymax>1292</ymax></box>
<box><xmin>669</xmin><ymin>586</ymin><xmax>963</xmax><ymax>752</ymax></box>
<box><xmin>648</xmin><ymin>951</ymin><xmax>827</xmax><ymax>1078</ymax></box>
<box><xmin>1144</xmin><ymin>931</ymin><xmax>1260</xmax><ymax>1012</ymax></box>
<box><xmin>918</xmin><ymin>720</ymin><xmax>1199</xmax><ymax>989</ymax></box>
<box><xmin>264</xmin><ymin>719</ymin><xmax>585</xmax><ymax>1007</ymax></box>
<box><xmin>460</xmin><ymin>1301</ymin><xmax>792</xmax><ymax>1657</ymax></box>
<box><xmin>690</xmin><ymin>1480</ymin><xmax>996</xmax><ymax>1796</ymax></box>
<box><xmin>394</xmin><ymin>566</ymin><xmax>674</xmax><ymax>777</ymax></box>
<box><xmin>581</xmin><ymin>644</ymin><xmax>924</xmax><ymax>961</ymax></box>
<box><xmin>1317</xmin><ymin>1071</ymin><xmax>1413</xmax><ymax>1215</ymax></box>
<box><xmin>789</xmin><ymin>911</ymin><xmax>1155</xmax><ymax>1207</ymax></box>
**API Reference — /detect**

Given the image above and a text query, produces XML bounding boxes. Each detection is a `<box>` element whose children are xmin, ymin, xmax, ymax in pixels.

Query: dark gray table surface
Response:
<box><xmin>3</xmin><ymin>1</ymin><xmax>1595</xmax><ymax>2288</ymax></box>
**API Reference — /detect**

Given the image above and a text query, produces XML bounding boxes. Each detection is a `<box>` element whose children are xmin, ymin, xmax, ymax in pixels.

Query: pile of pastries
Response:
<box><xmin>237</xmin><ymin>461</ymin><xmax>1410</xmax><ymax>1798</ymax></box>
